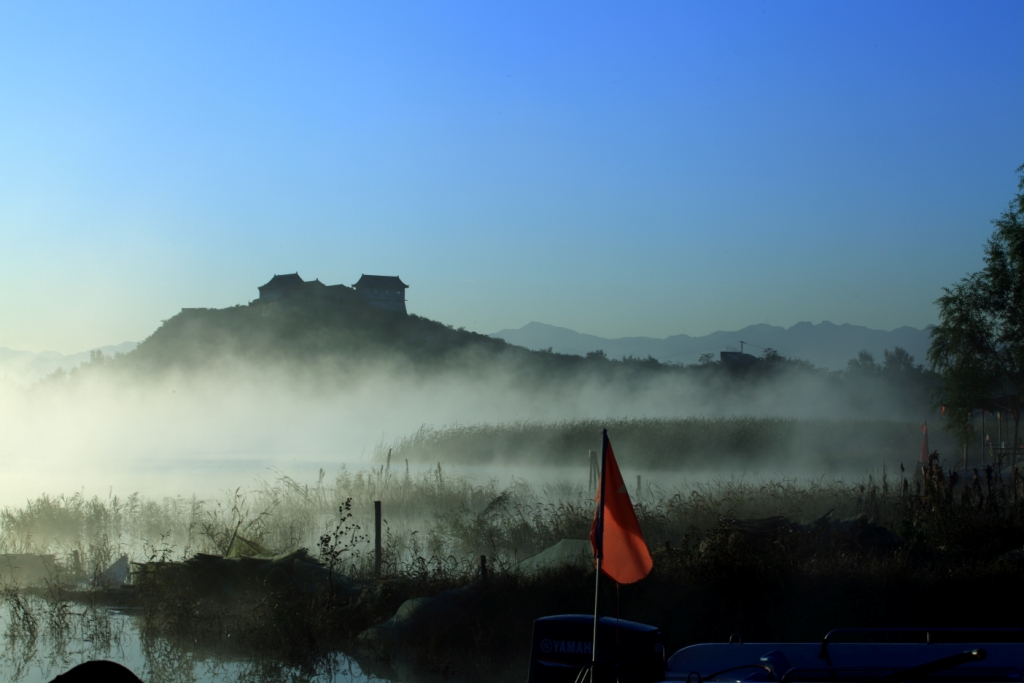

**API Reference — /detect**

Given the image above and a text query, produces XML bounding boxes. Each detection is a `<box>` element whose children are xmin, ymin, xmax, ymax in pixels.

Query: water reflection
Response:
<box><xmin>0</xmin><ymin>592</ymin><xmax>391</xmax><ymax>683</ymax></box>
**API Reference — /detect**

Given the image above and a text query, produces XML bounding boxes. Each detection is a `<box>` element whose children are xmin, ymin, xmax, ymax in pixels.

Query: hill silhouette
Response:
<box><xmin>50</xmin><ymin>297</ymin><xmax>938</xmax><ymax>425</ymax></box>
<box><xmin>112</xmin><ymin>300</ymin><xmax>731</xmax><ymax>394</ymax></box>
<box><xmin>118</xmin><ymin>299</ymin><xmax>521</xmax><ymax>374</ymax></box>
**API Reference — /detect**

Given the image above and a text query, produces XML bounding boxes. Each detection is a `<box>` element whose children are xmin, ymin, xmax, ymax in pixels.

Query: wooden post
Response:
<box><xmin>999</xmin><ymin>411</ymin><xmax>1004</xmax><ymax>453</ymax></box>
<box><xmin>982</xmin><ymin>410</ymin><xmax>987</xmax><ymax>465</ymax></box>
<box><xmin>374</xmin><ymin>500</ymin><xmax>382</xmax><ymax>578</ymax></box>
<box><xmin>480</xmin><ymin>554</ymin><xmax>488</xmax><ymax>582</ymax></box>
<box><xmin>964</xmin><ymin>432</ymin><xmax>968</xmax><ymax>472</ymax></box>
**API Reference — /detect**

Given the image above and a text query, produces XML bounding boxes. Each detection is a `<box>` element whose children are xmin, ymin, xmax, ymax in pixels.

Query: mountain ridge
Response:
<box><xmin>0</xmin><ymin>342</ymin><xmax>138</xmax><ymax>385</ymax></box>
<box><xmin>2</xmin><ymin>317</ymin><xmax>934</xmax><ymax>385</ymax></box>
<box><xmin>490</xmin><ymin>321</ymin><xmax>933</xmax><ymax>371</ymax></box>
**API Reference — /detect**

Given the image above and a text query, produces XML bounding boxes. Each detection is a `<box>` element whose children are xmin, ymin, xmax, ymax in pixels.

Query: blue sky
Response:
<box><xmin>1</xmin><ymin>1</ymin><xmax>1021</xmax><ymax>353</ymax></box>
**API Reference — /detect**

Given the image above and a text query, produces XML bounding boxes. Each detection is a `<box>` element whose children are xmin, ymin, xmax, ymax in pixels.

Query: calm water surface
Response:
<box><xmin>0</xmin><ymin>597</ymin><xmax>392</xmax><ymax>683</ymax></box>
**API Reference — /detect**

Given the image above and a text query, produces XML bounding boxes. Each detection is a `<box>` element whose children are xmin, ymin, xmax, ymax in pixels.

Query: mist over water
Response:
<box><xmin>0</xmin><ymin>348</ymin><xmax>954</xmax><ymax>683</ymax></box>
<box><xmin>0</xmin><ymin>355</ymin><xmax>940</xmax><ymax>508</ymax></box>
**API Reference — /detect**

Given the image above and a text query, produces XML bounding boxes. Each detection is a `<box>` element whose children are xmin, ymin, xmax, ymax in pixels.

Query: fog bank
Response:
<box><xmin>0</xmin><ymin>351</ymin><xmax>945</xmax><ymax>508</ymax></box>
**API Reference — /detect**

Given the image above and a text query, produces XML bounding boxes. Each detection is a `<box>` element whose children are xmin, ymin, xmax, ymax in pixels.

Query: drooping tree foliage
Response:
<box><xmin>929</xmin><ymin>164</ymin><xmax>1024</xmax><ymax>451</ymax></box>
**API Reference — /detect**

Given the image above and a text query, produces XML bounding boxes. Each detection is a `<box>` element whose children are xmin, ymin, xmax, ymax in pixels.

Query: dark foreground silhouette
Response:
<box><xmin>50</xmin><ymin>660</ymin><xmax>143</xmax><ymax>683</ymax></box>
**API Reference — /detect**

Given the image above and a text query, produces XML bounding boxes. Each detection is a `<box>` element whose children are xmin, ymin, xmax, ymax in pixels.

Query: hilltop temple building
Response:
<box><xmin>351</xmin><ymin>274</ymin><xmax>409</xmax><ymax>314</ymax></box>
<box><xmin>256</xmin><ymin>273</ymin><xmax>409</xmax><ymax>314</ymax></box>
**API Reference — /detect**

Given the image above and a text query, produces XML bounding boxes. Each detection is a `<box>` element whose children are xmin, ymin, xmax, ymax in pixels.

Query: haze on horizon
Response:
<box><xmin>1</xmin><ymin>1</ymin><xmax>1022</xmax><ymax>354</ymax></box>
<box><xmin>0</xmin><ymin>312</ymin><xmax>943</xmax><ymax>507</ymax></box>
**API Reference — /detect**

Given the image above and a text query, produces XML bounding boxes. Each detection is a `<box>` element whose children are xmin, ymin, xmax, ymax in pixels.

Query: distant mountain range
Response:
<box><xmin>490</xmin><ymin>321</ymin><xmax>934</xmax><ymax>371</ymax></box>
<box><xmin>0</xmin><ymin>319</ymin><xmax>933</xmax><ymax>386</ymax></box>
<box><xmin>0</xmin><ymin>342</ymin><xmax>138</xmax><ymax>385</ymax></box>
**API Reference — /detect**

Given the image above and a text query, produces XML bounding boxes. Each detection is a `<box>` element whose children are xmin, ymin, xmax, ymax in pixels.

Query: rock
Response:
<box><xmin>96</xmin><ymin>555</ymin><xmax>129</xmax><ymax>588</ymax></box>
<box><xmin>516</xmin><ymin>539</ymin><xmax>592</xmax><ymax>574</ymax></box>
<box><xmin>225</xmin><ymin>534</ymin><xmax>274</xmax><ymax>558</ymax></box>
<box><xmin>358</xmin><ymin>585</ymin><xmax>476</xmax><ymax>644</ymax></box>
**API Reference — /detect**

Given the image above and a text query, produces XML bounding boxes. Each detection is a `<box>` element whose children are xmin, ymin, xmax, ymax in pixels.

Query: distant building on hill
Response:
<box><xmin>257</xmin><ymin>273</ymin><xmax>308</xmax><ymax>302</ymax></box>
<box><xmin>257</xmin><ymin>273</ymin><xmax>356</xmax><ymax>304</ymax></box>
<box><xmin>352</xmin><ymin>275</ymin><xmax>409</xmax><ymax>314</ymax></box>
<box><xmin>255</xmin><ymin>273</ymin><xmax>408</xmax><ymax>314</ymax></box>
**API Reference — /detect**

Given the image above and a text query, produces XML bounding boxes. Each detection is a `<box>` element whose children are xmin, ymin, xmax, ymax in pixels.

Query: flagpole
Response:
<box><xmin>590</xmin><ymin>429</ymin><xmax>608</xmax><ymax>682</ymax></box>
<box><xmin>590</xmin><ymin>554</ymin><xmax>601</xmax><ymax>682</ymax></box>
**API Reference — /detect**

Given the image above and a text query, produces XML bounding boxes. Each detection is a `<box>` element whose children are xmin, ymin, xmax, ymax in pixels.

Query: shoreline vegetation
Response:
<box><xmin>376</xmin><ymin>417</ymin><xmax>958</xmax><ymax>469</ymax></box>
<box><xmin>3</xmin><ymin>441</ymin><xmax>1024</xmax><ymax>681</ymax></box>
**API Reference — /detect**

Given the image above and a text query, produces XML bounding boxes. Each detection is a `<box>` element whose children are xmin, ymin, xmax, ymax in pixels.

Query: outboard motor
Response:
<box><xmin>528</xmin><ymin>615</ymin><xmax>665</xmax><ymax>683</ymax></box>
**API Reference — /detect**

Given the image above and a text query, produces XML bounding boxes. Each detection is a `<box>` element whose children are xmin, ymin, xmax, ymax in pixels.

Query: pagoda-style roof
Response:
<box><xmin>353</xmin><ymin>275</ymin><xmax>408</xmax><ymax>290</ymax></box>
<box><xmin>260</xmin><ymin>273</ymin><xmax>305</xmax><ymax>289</ymax></box>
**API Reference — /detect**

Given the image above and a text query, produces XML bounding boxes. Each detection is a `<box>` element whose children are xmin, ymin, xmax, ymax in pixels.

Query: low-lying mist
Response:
<box><xmin>0</xmin><ymin>344</ymin><xmax>945</xmax><ymax>509</ymax></box>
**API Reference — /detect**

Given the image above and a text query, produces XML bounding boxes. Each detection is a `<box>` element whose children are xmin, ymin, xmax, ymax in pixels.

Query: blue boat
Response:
<box><xmin>529</xmin><ymin>617</ymin><xmax>1024</xmax><ymax>683</ymax></box>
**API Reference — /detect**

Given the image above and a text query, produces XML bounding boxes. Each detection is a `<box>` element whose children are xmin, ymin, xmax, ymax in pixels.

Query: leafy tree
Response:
<box><xmin>846</xmin><ymin>350</ymin><xmax>881</xmax><ymax>377</ymax></box>
<box><xmin>929</xmin><ymin>164</ymin><xmax>1024</xmax><ymax>452</ymax></box>
<box><xmin>882</xmin><ymin>347</ymin><xmax>916</xmax><ymax>376</ymax></box>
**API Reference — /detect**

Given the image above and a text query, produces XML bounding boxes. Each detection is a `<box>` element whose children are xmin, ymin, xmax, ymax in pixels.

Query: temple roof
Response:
<box><xmin>260</xmin><ymin>273</ymin><xmax>305</xmax><ymax>289</ymax></box>
<box><xmin>353</xmin><ymin>275</ymin><xmax>408</xmax><ymax>289</ymax></box>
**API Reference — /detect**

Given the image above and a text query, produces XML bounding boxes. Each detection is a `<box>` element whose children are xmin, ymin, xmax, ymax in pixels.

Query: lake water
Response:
<box><xmin>0</xmin><ymin>596</ymin><xmax>392</xmax><ymax>683</ymax></box>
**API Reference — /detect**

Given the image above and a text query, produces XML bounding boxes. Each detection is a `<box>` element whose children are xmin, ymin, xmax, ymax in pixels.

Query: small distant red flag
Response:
<box><xmin>590</xmin><ymin>431</ymin><xmax>653</xmax><ymax>585</ymax></box>
<box><xmin>920</xmin><ymin>422</ymin><xmax>929</xmax><ymax>463</ymax></box>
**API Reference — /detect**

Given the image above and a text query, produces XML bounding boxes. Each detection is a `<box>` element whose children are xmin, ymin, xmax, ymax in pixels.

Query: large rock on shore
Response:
<box><xmin>516</xmin><ymin>539</ymin><xmax>592</xmax><ymax>573</ymax></box>
<box><xmin>358</xmin><ymin>584</ymin><xmax>477</xmax><ymax>645</ymax></box>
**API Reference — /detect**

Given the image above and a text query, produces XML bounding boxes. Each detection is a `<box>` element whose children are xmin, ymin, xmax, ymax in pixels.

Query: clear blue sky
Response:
<box><xmin>1</xmin><ymin>1</ymin><xmax>1021</xmax><ymax>353</ymax></box>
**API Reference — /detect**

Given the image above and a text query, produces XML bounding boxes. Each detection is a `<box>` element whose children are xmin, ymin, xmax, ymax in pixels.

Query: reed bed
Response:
<box><xmin>378</xmin><ymin>418</ymin><xmax>955</xmax><ymax>470</ymax></box>
<box><xmin>0</xmin><ymin>461</ymin><xmax>949</xmax><ymax>581</ymax></box>
<box><xmin>0</xmin><ymin>416</ymin><xmax>960</xmax><ymax>578</ymax></box>
<box><xmin>5</xmin><ymin>459</ymin><xmax>1024</xmax><ymax>681</ymax></box>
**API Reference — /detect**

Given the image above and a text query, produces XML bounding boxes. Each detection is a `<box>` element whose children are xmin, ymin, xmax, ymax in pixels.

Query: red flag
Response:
<box><xmin>590</xmin><ymin>431</ymin><xmax>653</xmax><ymax>584</ymax></box>
<box><xmin>920</xmin><ymin>422</ymin><xmax>929</xmax><ymax>463</ymax></box>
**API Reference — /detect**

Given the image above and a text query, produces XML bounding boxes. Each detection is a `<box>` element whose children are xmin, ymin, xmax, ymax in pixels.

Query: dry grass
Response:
<box><xmin>0</xmin><ymin>464</ymin><xmax>910</xmax><ymax>581</ymax></box>
<box><xmin>3</xmin><ymin>451</ymin><xmax>1024</xmax><ymax>680</ymax></box>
